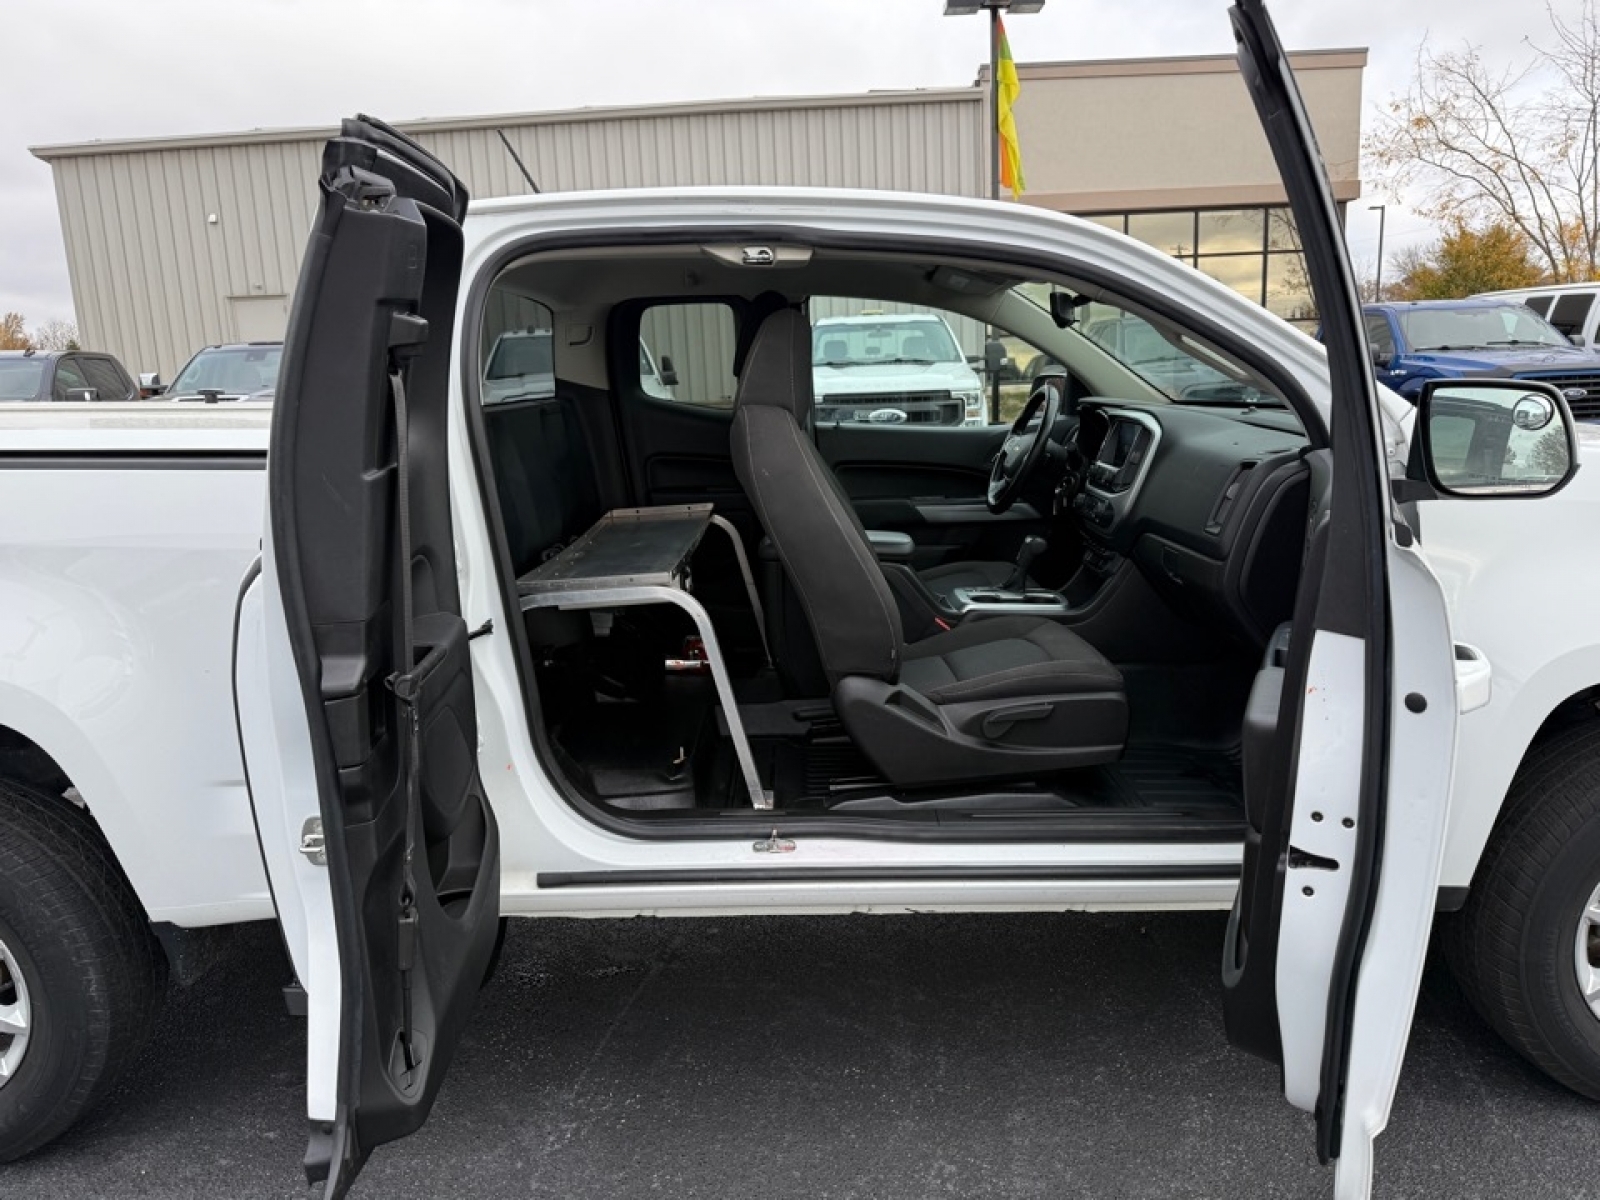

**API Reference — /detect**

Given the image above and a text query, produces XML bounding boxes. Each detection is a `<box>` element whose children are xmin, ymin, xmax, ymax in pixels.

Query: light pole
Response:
<box><xmin>1369</xmin><ymin>203</ymin><xmax>1387</xmax><ymax>301</ymax></box>
<box><xmin>946</xmin><ymin>0</ymin><xmax>1044</xmax><ymax>418</ymax></box>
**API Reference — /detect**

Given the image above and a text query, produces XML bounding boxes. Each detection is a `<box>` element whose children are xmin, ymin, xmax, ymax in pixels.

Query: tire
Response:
<box><xmin>1445</xmin><ymin>723</ymin><xmax>1600</xmax><ymax>1099</ymax></box>
<box><xmin>0</xmin><ymin>778</ymin><xmax>167</xmax><ymax>1162</ymax></box>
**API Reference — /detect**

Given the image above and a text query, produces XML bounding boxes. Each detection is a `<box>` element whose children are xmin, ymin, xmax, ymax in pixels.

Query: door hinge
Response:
<box><xmin>298</xmin><ymin>817</ymin><xmax>327</xmax><ymax>866</ymax></box>
<box><xmin>753</xmin><ymin>830</ymin><xmax>796</xmax><ymax>854</ymax></box>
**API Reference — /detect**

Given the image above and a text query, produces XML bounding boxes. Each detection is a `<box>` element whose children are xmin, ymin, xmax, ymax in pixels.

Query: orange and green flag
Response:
<box><xmin>996</xmin><ymin>15</ymin><xmax>1025</xmax><ymax>196</ymax></box>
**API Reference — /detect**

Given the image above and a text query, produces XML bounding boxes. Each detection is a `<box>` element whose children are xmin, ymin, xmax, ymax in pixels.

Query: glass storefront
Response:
<box><xmin>1083</xmin><ymin>206</ymin><xmax>1320</xmax><ymax>327</ymax></box>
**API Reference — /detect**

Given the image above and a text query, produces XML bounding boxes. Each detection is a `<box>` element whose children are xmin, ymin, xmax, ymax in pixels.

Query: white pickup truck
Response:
<box><xmin>2</xmin><ymin>6</ymin><xmax>1597</xmax><ymax>1197</ymax></box>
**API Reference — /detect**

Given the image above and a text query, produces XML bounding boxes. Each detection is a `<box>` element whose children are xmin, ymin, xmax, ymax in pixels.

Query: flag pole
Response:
<box><xmin>990</xmin><ymin>6</ymin><xmax>1002</xmax><ymax>203</ymax></box>
<box><xmin>987</xmin><ymin>5</ymin><xmax>1002</xmax><ymax>421</ymax></box>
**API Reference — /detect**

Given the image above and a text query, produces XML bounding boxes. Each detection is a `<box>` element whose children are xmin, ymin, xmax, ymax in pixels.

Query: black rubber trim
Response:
<box><xmin>1234</xmin><ymin>1</ymin><xmax>1397</xmax><ymax>1165</ymax></box>
<box><xmin>229</xmin><ymin>555</ymin><xmax>301</xmax><ymax>983</ymax></box>
<box><xmin>1435</xmin><ymin>885</ymin><xmax>1469</xmax><ymax>913</ymax></box>
<box><xmin>537</xmin><ymin>862</ymin><xmax>1243</xmax><ymax>889</ymax></box>
<box><xmin>459</xmin><ymin>222</ymin><xmax>1319</xmax><ymax>849</ymax></box>
<box><xmin>0</xmin><ymin>451</ymin><xmax>265</xmax><ymax>470</ymax></box>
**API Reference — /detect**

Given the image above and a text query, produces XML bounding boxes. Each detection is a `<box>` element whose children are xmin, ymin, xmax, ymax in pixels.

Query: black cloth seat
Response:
<box><xmin>901</xmin><ymin>617</ymin><xmax>1121</xmax><ymax>704</ymax></box>
<box><xmin>730</xmin><ymin>304</ymin><xmax>1127</xmax><ymax>787</ymax></box>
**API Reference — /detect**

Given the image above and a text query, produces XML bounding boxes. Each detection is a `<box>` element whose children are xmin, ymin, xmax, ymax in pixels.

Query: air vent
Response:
<box><xmin>1206</xmin><ymin>461</ymin><xmax>1257</xmax><ymax>534</ymax></box>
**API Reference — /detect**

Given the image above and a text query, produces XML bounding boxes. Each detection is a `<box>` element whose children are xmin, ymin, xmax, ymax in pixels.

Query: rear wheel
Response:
<box><xmin>0</xmin><ymin>778</ymin><xmax>167</xmax><ymax>1161</ymax></box>
<box><xmin>1446</xmin><ymin>724</ymin><xmax>1600</xmax><ymax>1099</ymax></box>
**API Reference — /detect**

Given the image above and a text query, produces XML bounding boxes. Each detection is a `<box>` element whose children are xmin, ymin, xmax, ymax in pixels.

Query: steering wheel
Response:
<box><xmin>987</xmin><ymin>375</ymin><xmax>1063</xmax><ymax>515</ymax></box>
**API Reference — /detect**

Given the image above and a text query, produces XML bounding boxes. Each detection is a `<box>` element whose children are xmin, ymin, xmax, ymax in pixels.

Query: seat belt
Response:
<box><xmin>384</xmin><ymin>365</ymin><xmax>423</xmax><ymax>1077</ymax></box>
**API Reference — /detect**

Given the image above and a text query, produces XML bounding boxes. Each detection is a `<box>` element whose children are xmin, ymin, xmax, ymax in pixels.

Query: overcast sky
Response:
<box><xmin>2</xmin><ymin>0</ymin><xmax>1567</xmax><ymax>328</ymax></box>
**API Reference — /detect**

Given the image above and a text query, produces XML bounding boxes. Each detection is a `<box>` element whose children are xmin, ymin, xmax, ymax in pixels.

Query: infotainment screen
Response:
<box><xmin>1097</xmin><ymin>419</ymin><xmax>1141</xmax><ymax>469</ymax></box>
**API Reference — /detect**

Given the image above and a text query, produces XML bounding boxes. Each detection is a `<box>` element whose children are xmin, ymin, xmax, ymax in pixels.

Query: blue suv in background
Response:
<box><xmin>1362</xmin><ymin>299</ymin><xmax>1600</xmax><ymax>420</ymax></box>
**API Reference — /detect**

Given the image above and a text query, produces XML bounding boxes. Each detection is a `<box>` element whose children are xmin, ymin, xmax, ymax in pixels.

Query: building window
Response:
<box><xmin>1079</xmin><ymin>205</ymin><xmax>1318</xmax><ymax>328</ymax></box>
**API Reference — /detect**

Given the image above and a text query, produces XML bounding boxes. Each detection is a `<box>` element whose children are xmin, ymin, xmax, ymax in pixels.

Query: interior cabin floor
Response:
<box><xmin>542</xmin><ymin>656</ymin><xmax>1254</xmax><ymax>835</ymax></box>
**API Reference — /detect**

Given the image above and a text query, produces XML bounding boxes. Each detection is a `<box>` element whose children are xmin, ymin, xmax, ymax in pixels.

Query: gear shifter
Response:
<box><xmin>1003</xmin><ymin>536</ymin><xmax>1048</xmax><ymax>592</ymax></box>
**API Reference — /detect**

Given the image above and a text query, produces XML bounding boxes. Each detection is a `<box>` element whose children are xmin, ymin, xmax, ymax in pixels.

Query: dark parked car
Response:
<box><xmin>152</xmin><ymin>342</ymin><xmax>282</xmax><ymax>402</ymax></box>
<box><xmin>1361</xmin><ymin>299</ymin><xmax>1600</xmax><ymax>419</ymax></box>
<box><xmin>0</xmin><ymin>349</ymin><xmax>139</xmax><ymax>403</ymax></box>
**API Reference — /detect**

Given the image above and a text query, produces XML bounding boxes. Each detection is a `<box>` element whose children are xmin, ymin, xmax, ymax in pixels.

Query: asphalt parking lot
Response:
<box><xmin>5</xmin><ymin>911</ymin><xmax>1598</xmax><ymax>1199</ymax></box>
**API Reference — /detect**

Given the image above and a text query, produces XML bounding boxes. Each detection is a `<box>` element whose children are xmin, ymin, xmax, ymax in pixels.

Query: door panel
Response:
<box><xmin>817</xmin><ymin>422</ymin><xmax>1045</xmax><ymax>568</ymax></box>
<box><xmin>248</xmin><ymin>116</ymin><xmax>499</xmax><ymax>1199</ymax></box>
<box><xmin>1225</xmin><ymin>3</ymin><xmax>1458</xmax><ymax>1193</ymax></box>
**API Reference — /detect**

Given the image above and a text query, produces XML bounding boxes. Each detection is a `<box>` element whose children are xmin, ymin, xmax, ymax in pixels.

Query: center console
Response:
<box><xmin>947</xmin><ymin>586</ymin><xmax>1073</xmax><ymax>618</ymax></box>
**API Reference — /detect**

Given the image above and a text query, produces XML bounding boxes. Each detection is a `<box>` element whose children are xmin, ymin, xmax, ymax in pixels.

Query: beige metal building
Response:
<box><xmin>31</xmin><ymin>48</ymin><xmax>1363</xmax><ymax>377</ymax></box>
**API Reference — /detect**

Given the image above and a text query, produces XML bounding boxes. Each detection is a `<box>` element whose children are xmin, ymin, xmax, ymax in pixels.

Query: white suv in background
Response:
<box><xmin>1476</xmin><ymin>283</ymin><xmax>1600</xmax><ymax>352</ymax></box>
<box><xmin>812</xmin><ymin>311</ymin><xmax>986</xmax><ymax>425</ymax></box>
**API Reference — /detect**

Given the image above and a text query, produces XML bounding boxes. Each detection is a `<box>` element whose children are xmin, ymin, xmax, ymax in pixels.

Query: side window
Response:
<box><xmin>80</xmin><ymin>357</ymin><xmax>131</xmax><ymax>401</ymax></box>
<box><xmin>1521</xmin><ymin>295</ymin><xmax>1554</xmax><ymax>318</ymax></box>
<box><xmin>480</xmin><ymin>287</ymin><xmax>555</xmax><ymax>406</ymax></box>
<box><xmin>1364</xmin><ymin>314</ymin><xmax>1397</xmax><ymax>360</ymax></box>
<box><xmin>52</xmin><ymin>357</ymin><xmax>89</xmax><ymax>402</ymax></box>
<box><xmin>809</xmin><ymin>298</ymin><xmax>988</xmax><ymax>425</ymax></box>
<box><xmin>637</xmin><ymin>303</ymin><xmax>737</xmax><ymax>408</ymax></box>
<box><xmin>1548</xmin><ymin>294</ymin><xmax>1595</xmax><ymax>341</ymax></box>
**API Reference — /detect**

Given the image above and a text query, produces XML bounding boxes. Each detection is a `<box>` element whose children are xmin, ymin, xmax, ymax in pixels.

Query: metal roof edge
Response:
<box><xmin>29</xmin><ymin>87</ymin><xmax>982</xmax><ymax>161</ymax></box>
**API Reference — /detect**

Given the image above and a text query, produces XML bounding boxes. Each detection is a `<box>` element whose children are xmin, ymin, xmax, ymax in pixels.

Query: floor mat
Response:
<box><xmin>1076</xmin><ymin>744</ymin><xmax>1242</xmax><ymax>813</ymax></box>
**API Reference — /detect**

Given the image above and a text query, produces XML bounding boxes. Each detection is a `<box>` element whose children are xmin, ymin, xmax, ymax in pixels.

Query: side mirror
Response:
<box><xmin>137</xmin><ymin>372</ymin><xmax>165</xmax><ymax>397</ymax></box>
<box><xmin>1368</xmin><ymin>344</ymin><xmax>1392</xmax><ymax>371</ymax></box>
<box><xmin>63</xmin><ymin>387</ymin><xmax>97</xmax><ymax>403</ymax></box>
<box><xmin>1412</xmin><ymin>378</ymin><xmax>1576</xmax><ymax>498</ymax></box>
<box><xmin>658</xmin><ymin>354</ymin><xmax>678</xmax><ymax>387</ymax></box>
<box><xmin>983</xmin><ymin>339</ymin><xmax>1007</xmax><ymax>374</ymax></box>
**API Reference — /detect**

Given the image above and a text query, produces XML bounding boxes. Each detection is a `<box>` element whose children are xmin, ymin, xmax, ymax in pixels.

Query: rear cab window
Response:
<box><xmin>637</xmin><ymin>303</ymin><xmax>738</xmax><ymax>408</ymax></box>
<box><xmin>480</xmin><ymin>288</ymin><xmax>556</xmax><ymax>406</ymax></box>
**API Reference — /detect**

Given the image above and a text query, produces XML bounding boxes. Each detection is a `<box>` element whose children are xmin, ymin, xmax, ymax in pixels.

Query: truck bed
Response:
<box><xmin>0</xmin><ymin>400</ymin><xmax>270</xmax><ymax>454</ymax></box>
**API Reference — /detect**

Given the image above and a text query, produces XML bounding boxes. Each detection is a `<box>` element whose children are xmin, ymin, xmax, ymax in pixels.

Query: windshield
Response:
<box><xmin>168</xmin><ymin>345</ymin><xmax>282</xmax><ymax>396</ymax></box>
<box><xmin>0</xmin><ymin>360</ymin><xmax>46</xmax><ymax>401</ymax></box>
<box><xmin>813</xmin><ymin>318</ymin><xmax>962</xmax><ymax>366</ymax></box>
<box><xmin>1077</xmin><ymin>308</ymin><xmax>1281</xmax><ymax>406</ymax></box>
<box><xmin>1397</xmin><ymin>305</ymin><xmax>1571</xmax><ymax>351</ymax></box>
<box><xmin>487</xmin><ymin>333</ymin><xmax>553</xmax><ymax>380</ymax></box>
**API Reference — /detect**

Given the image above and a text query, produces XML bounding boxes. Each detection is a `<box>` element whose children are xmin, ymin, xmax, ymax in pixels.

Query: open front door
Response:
<box><xmin>1221</xmin><ymin>4</ymin><xmax>1458</xmax><ymax>1196</ymax></box>
<box><xmin>236</xmin><ymin>116</ymin><xmax>500</xmax><ymax>1198</ymax></box>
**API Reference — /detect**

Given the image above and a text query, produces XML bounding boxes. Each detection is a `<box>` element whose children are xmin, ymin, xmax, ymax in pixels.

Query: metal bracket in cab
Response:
<box><xmin>298</xmin><ymin>817</ymin><xmax>327</xmax><ymax>866</ymax></box>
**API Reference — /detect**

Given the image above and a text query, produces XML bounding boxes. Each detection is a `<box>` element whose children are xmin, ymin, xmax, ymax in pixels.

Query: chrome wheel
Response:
<box><xmin>0</xmin><ymin>936</ymin><xmax>30</xmax><ymax>1087</ymax></box>
<box><xmin>1576</xmin><ymin>880</ymin><xmax>1600</xmax><ymax>1021</ymax></box>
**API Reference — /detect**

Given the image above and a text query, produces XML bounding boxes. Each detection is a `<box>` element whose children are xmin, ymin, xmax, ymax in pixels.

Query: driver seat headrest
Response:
<box><xmin>733</xmin><ymin>306</ymin><xmax>814</xmax><ymax>426</ymax></box>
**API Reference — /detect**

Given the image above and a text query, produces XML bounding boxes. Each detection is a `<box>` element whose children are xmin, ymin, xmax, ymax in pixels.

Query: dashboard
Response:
<box><xmin>1065</xmin><ymin>399</ymin><xmax>1313</xmax><ymax>645</ymax></box>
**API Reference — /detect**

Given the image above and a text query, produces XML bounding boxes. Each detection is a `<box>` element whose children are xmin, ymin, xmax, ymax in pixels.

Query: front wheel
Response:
<box><xmin>0</xmin><ymin>779</ymin><xmax>167</xmax><ymax>1161</ymax></box>
<box><xmin>1445</xmin><ymin>724</ymin><xmax>1600</xmax><ymax>1099</ymax></box>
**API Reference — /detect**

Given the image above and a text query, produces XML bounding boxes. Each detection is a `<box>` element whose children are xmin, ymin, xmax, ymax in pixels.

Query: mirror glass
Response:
<box><xmin>1426</xmin><ymin>383</ymin><xmax>1574</xmax><ymax>496</ymax></box>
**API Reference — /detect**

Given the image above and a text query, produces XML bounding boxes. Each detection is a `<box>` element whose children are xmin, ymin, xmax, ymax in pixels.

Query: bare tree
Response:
<box><xmin>29</xmin><ymin>320</ymin><xmax>79</xmax><ymax>352</ymax></box>
<box><xmin>1365</xmin><ymin>2</ymin><xmax>1600</xmax><ymax>283</ymax></box>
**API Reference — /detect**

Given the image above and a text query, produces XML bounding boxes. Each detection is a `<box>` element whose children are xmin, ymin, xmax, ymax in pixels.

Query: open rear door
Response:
<box><xmin>1221</xmin><ymin>4</ymin><xmax>1458</xmax><ymax>1196</ymax></box>
<box><xmin>235</xmin><ymin>116</ymin><xmax>500</xmax><ymax>1198</ymax></box>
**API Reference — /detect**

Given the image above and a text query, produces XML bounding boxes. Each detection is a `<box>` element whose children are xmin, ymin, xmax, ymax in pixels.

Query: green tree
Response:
<box><xmin>1365</xmin><ymin>2</ymin><xmax>1600</xmax><ymax>283</ymax></box>
<box><xmin>0</xmin><ymin>313</ymin><xmax>29</xmax><ymax>351</ymax></box>
<box><xmin>1389</xmin><ymin>221</ymin><xmax>1545</xmax><ymax>300</ymax></box>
